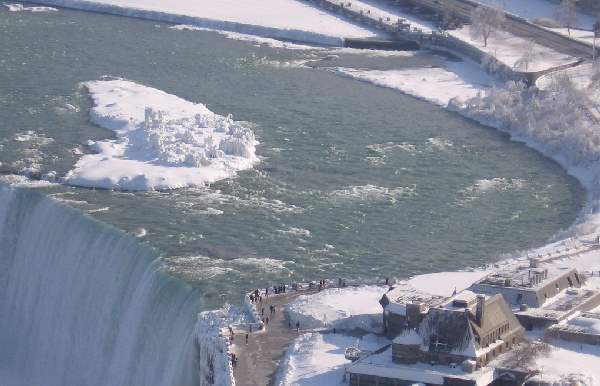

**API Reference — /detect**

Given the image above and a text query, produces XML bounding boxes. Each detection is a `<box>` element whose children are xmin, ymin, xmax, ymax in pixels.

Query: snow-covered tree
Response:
<box><xmin>470</xmin><ymin>4</ymin><xmax>506</xmax><ymax>47</ymax></box>
<box><xmin>591</xmin><ymin>61</ymin><xmax>600</xmax><ymax>86</ymax></box>
<box><xmin>513</xmin><ymin>40</ymin><xmax>538</xmax><ymax>72</ymax></box>
<box><xmin>555</xmin><ymin>0</ymin><xmax>577</xmax><ymax>36</ymax></box>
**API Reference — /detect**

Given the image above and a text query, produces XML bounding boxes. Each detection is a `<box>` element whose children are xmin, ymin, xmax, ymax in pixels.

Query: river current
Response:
<box><xmin>0</xmin><ymin>6</ymin><xmax>584</xmax><ymax>312</ymax></box>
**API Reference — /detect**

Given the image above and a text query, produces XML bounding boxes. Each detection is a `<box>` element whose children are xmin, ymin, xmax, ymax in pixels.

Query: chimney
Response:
<box><xmin>475</xmin><ymin>295</ymin><xmax>485</xmax><ymax>326</ymax></box>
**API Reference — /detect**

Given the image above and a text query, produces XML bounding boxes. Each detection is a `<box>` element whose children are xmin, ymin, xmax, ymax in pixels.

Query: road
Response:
<box><xmin>398</xmin><ymin>0</ymin><xmax>594</xmax><ymax>59</ymax></box>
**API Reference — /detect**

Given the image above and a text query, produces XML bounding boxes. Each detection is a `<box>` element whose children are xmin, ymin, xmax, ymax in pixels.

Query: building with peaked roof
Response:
<box><xmin>391</xmin><ymin>292</ymin><xmax>524</xmax><ymax>369</ymax></box>
<box><xmin>351</xmin><ymin>290</ymin><xmax>526</xmax><ymax>386</ymax></box>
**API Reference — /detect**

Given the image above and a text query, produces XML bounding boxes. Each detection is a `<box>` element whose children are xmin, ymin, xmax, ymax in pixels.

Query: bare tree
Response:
<box><xmin>555</xmin><ymin>0</ymin><xmax>577</xmax><ymax>36</ymax></box>
<box><xmin>470</xmin><ymin>4</ymin><xmax>506</xmax><ymax>47</ymax></box>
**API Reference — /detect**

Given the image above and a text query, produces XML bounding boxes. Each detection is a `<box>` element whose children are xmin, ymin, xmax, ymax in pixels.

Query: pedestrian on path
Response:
<box><xmin>296</xmin><ymin>321</ymin><xmax>300</xmax><ymax>332</ymax></box>
<box><xmin>245</xmin><ymin>333</ymin><xmax>249</xmax><ymax>345</ymax></box>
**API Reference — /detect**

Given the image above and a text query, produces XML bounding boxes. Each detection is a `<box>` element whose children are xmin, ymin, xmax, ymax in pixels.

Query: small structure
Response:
<box><xmin>379</xmin><ymin>287</ymin><xmax>445</xmax><ymax>337</ymax></box>
<box><xmin>545</xmin><ymin>310</ymin><xmax>600</xmax><ymax>345</ymax></box>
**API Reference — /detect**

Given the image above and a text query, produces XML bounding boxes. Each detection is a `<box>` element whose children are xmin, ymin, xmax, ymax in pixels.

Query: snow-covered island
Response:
<box><xmin>66</xmin><ymin>79</ymin><xmax>259</xmax><ymax>191</ymax></box>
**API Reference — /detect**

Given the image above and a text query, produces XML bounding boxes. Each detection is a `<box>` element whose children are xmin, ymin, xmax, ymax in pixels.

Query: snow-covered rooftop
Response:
<box><xmin>348</xmin><ymin>347</ymin><xmax>495</xmax><ymax>385</ymax></box>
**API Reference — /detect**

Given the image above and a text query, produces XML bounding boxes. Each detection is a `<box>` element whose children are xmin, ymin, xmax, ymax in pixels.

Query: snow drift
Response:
<box><xmin>66</xmin><ymin>79</ymin><xmax>259</xmax><ymax>191</ymax></box>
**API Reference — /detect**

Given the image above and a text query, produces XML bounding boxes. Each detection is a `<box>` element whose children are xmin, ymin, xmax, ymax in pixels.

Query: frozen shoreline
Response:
<box><xmin>25</xmin><ymin>0</ymin><xmax>379</xmax><ymax>46</ymax></box>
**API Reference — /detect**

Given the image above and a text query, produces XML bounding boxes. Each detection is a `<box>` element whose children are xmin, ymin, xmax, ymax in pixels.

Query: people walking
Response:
<box><xmin>296</xmin><ymin>321</ymin><xmax>300</xmax><ymax>332</ymax></box>
<box><xmin>245</xmin><ymin>333</ymin><xmax>249</xmax><ymax>345</ymax></box>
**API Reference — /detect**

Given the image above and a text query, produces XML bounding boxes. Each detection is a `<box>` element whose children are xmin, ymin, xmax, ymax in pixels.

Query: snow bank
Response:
<box><xmin>170</xmin><ymin>25</ymin><xmax>320</xmax><ymax>51</ymax></box>
<box><xmin>334</xmin><ymin>60</ymin><xmax>491</xmax><ymax>107</ymax></box>
<box><xmin>194</xmin><ymin>308</ymin><xmax>240</xmax><ymax>386</ymax></box>
<box><xmin>27</xmin><ymin>0</ymin><xmax>377</xmax><ymax>46</ymax></box>
<box><xmin>286</xmin><ymin>286</ymin><xmax>387</xmax><ymax>333</ymax></box>
<box><xmin>278</xmin><ymin>332</ymin><xmax>389</xmax><ymax>386</ymax></box>
<box><xmin>66</xmin><ymin>79</ymin><xmax>259</xmax><ymax>191</ymax></box>
<box><xmin>3</xmin><ymin>3</ymin><xmax>57</xmax><ymax>11</ymax></box>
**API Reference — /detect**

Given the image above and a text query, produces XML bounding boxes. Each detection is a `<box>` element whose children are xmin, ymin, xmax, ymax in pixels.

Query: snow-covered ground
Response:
<box><xmin>475</xmin><ymin>0</ymin><xmax>595</xmax><ymax>30</ymax></box>
<box><xmin>530</xmin><ymin>340</ymin><xmax>600</xmax><ymax>385</ymax></box>
<box><xmin>334</xmin><ymin>58</ymin><xmax>493</xmax><ymax>107</ymax></box>
<box><xmin>286</xmin><ymin>286</ymin><xmax>387</xmax><ymax>332</ymax></box>
<box><xmin>449</xmin><ymin>26</ymin><xmax>578</xmax><ymax>72</ymax></box>
<box><xmin>278</xmin><ymin>333</ymin><xmax>389</xmax><ymax>386</ymax></box>
<box><xmin>475</xmin><ymin>0</ymin><xmax>596</xmax><ymax>44</ymax></box>
<box><xmin>66</xmin><ymin>79</ymin><xmax>259</xmax><ymax>191</ymax></box>
<box><xmin>27</xmin><ymin>0</ymin><xmax>377</xmax><ymax>46</ymax></box>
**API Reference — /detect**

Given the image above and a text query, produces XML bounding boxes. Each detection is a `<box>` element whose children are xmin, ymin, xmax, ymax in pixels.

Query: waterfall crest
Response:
<box><xmin>0</xmin><ymin>185</ymin><xmax>200</xmax><ymax>386</ymax></box>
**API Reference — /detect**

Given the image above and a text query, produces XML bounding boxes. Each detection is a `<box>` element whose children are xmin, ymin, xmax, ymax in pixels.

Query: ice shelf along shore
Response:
<box><xmin>66</xmin><ymin>79</ymin><xmax>259</xmax><ymax>191</ymax></box>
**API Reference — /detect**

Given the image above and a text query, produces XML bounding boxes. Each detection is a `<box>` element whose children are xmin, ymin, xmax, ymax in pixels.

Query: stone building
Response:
<box><xmin>470</xmin><ymin>265</ymin><xmax>584</xmax><ymax>309</ymax></box>
<box><xmin>469</xmin><ymin>264</ymin><xmax>600</xmax><ymax>329</ymax></box>
<box><xmin>390</xmin><ymin>291</ymin><xmax>524</xmax><ymax>369</ymax></box>
<box><xmin>350</xmin><ymin>290</ymin><xmax>526</xmax><ymax>386</ymax></box>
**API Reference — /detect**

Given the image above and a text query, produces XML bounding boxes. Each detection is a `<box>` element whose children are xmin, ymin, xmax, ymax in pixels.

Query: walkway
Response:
<box><xmin>230</xmin><ymin>289</ymin><xmax>317</xmax><ymax>386</ymax></box>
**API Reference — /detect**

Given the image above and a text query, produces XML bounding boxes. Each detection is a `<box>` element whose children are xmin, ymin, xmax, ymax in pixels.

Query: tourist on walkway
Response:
<box><xmin>296</xmin><ymin>321</ymin><xmax>300</xmax><ymax>332</ymax></box>
<box><xmin>261</xmin><ymin>308</ymin><xmax>265</xmax><ymax>316</ymax></box>
<box><xmin>245</xmin><ymin>333</ymin><xmax>249</xmax><ymax>345</ymax></box>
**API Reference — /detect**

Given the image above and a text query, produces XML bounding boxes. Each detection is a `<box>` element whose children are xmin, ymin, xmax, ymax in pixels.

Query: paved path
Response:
<box><xmin>230</xmin><ymin>290</ymin><xmax>317</xmax><ymax>386</ymax></box>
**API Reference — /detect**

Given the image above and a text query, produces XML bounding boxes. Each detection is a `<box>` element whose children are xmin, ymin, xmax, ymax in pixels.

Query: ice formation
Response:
<box><xmin>66</xmin><ymin>79</ymin><xmax>259</xmax><ymax>191</ymax></box>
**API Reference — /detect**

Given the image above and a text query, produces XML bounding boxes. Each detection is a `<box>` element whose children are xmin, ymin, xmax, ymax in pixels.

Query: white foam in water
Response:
<box><xmin>330</xmin><ymin>184</ymin><xmax>417</xmax><ymax>204</ymax></box>
<box><xmin>0</xmin><ymin>185</ymin><xmax>201</xmax><ymax>386</ymax></box>
<box><xmin>66</xmin><ymin>79</ymin><xmax>259</xmax><ymax>191</ymax></box>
